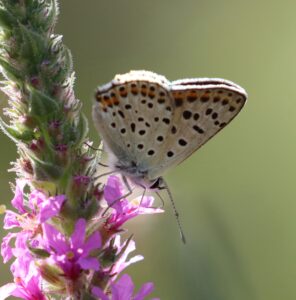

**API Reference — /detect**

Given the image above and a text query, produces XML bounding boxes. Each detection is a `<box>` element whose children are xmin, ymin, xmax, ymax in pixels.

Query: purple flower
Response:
<box><xmin>110</xmin><ymin>236</ymin><xmax>144</xmax><ymax>278</ymax></box>
<box><xmin>11</xmin><ymin>179</ymin><xmax>27</xmax><ymax>214</ymax></box>
<box><xmin>42</xmin><ymin>218</ymin><xmax>101</xmax><ymax>280</ymax></box>
<box><xmin>10</xmin><ymin>232</ymin><xmax>35</xmax><ymax>279</ymax></box>
<box><xmin>74</xmin><ymin>175</ymin><xmax>91</xmax><ymax>186</ymax></box>
<box><xmin>1</xmin><ymin>180</ymin><xmax>66</xmax><ymax>264</ymax></box>
<box><xmin>92</xmin><ymin>274</ymin><xmax>159</xmax><ymax>300</ymax></box>
<box><xmin>4</xmin><ymin>180</ymin><xmax>66</xmax><ymax>230</ymax></box>
<box><xmin>0</xmin><ymin>274</ymin><xmax>46</xmax><ymax>300</ymax></box>
<box><xmin>55</xmin><ymin>144</ymin><xmax>68</xmax><ymax>152</ymax></box>
<box><xmin>1</xmin><ymin>219</ymin><xmax>40</xmax><ymax>299</ymax></box>
<box><xmin>104</xmin><ymin>176</ymin><xmax>163</xmax><ymax>230</ymax></box>
<box><xmin>1</xmin><ymin>232</ymin><xmax>16</xmax><ymax>263</ymax></box>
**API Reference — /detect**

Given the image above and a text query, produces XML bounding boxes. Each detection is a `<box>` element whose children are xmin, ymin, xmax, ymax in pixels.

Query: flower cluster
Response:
<box><xmin>1</xmin><ymin>177</ymin><xmax>162</xmax><ymax>299</ymax></box>
<box><xmin>0</xmin><ymin>1</ymin><xmax>163</xmax><ymax>298</ymax></box>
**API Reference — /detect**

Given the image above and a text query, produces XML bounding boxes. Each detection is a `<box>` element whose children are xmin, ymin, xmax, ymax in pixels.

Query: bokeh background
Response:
<box><xmin>1</xmin><ymin>0</ymin><xmax>296</xmax><ymax>299</ymax></box>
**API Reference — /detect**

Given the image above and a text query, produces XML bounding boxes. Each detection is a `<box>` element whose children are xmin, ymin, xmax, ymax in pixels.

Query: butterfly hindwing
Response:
<box><xmin>147</xmin><ymin>79</ymin><xmax>247</xmax><ymax>179</ymax></box>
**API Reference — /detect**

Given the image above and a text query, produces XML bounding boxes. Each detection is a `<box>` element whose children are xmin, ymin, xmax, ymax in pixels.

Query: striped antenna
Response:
<box><xmin>157</xmin><ymin>178</ymin><xmax>186</xmax><ymax>244</ymax></box>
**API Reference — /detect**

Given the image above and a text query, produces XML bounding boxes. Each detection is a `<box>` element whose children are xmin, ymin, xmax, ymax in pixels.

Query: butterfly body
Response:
<box><xmin>93</xmin><ymin>70</ymin><xmax>247</xmax><ymax>187</ymax></box>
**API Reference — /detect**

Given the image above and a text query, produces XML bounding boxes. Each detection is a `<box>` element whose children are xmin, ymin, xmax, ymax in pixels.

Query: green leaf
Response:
<box><xmin>0</xmin><ymin>8</ymin><xmax>16</xmax><ymax>30</ymax></box>
<box><xmin>38</xmin><ymin>263</ymin><xmax>64</xmax><ymax>287</ymax></box>
<box><xmin>29</xmin><ymin>88</ymin><xmax>60</xmax><ymax>119</ymax></box>
<box><xmin>18</xmin><ymin>23</ymin><xmax>46</xmax><ymax>65</ymax></box>
<box><xmin>79</xmin><ymin>292</ymin><xmax>97</xmax><ymax>300</ymax></box>
<box><xmin>47</xmin><ymin>36</ymin><xmax>73</xmax><ymax>83</ymax></box>
<box><xmin>31</xmin><ymin>155</ymin><xmax>63</xmax><ymax>181</ymax></box>
<box><xmin>46</xmin><ymin>0</ymin><xmax>59</xmax><ymax>29</ymax></box>
<box><xmin>60</xmin><ymin>46</ymin><xmax>73</xmax><ymax>78</ymax></box>
<box><xmin>31</xmin><ymin>179</ymin><xmax>57</xmax><ymax>195</ymax></box>
<box><xmin>0</xmin><ymin>117</ymin><xmax>34</xmax><ymax>142</ymax></box>
<box><xmin>28</xmin><ymin>246</ymin><xmax>50</xmax><ymax>259</ymax></box>
<box><xmin>72</xmin><ymin>113</ymin><xmax>89</xmax><ymax>148</ymax></box>
<box><xmin>0</xmin><ymin>56</ymin><xmax>23</xmax><ymax>82</ymax></box>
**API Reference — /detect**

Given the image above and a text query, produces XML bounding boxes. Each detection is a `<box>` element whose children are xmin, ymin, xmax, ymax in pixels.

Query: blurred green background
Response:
<box><xmin>1</xmin><ymin>0</ymin><xmax>296</xmax><ymax>299</ymax></box>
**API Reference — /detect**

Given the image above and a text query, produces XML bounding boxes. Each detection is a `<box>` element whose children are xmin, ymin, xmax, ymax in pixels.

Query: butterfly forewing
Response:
<box><xmin>93</xmin><ymin>71</ymin><xmax>175</xmax><ymax>171</ymax></box>
<box><xmin>147</xmin><ymin>80</ymin><xmax>247</xmax><ymax>179</ymax></box>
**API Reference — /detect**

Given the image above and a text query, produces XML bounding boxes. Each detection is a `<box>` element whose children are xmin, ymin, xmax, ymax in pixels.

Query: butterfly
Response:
<box><xmin>92</xmin><ymin>70</ymin><xmax>247</xmax><ymax>242</ymax></box>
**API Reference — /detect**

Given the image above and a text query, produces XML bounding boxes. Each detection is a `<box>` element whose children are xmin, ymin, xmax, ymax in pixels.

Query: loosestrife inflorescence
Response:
<box><xmin>0</xmin><ymin>1</ymin><xmax>161</xmax><ymax>299</ymax></box>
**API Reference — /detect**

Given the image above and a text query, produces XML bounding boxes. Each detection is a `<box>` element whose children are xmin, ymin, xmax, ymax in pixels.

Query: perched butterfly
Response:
<box><xmin>93</xmin><ymin>70</ymin><xmax>247</xmax><ymax>242</ymax></box>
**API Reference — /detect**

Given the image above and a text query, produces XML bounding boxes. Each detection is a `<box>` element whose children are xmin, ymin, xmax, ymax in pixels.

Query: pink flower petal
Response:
<box><xmin>0</xmin><ymin>283</ymin><xmax>17</xmax><ymax>300</ymax></box>
<box><xmin>3</xmin><ymin>211</ymin><xmax>20</xmax><ymax>229</ymax></box>
<box><xmin>70</xmin><ymin>219</ymin><xmax>86</xmax><ymax>249</ymax></box>
<box><xmin>1</xmin><ymin>232</ymin><xmax>16</xmax><ymax>263</ymax></box>
<box><xmin>104</xmin><ymin>176</ymin><xmax>126</xmax><ymax>213</ymax></box>
<box><xmin>38</xmin><ymin>194</ymin><xmax>66</xmax><ymax>223</ymax></box>
<box><xmin>43</xmin><ymin>223</ymin><xmax>68</xmax><ymax>254</ymax></box>
<box><xmin>82</xmin><ymin>231</ymin><xmax>101</xmax><ymax>255</ymax></box>
<box><xmin>11</xmin><ymin>179</ymin><xmax>27</xmax><ymax>213</ymax></box>
<box><xmin>134</xmin><ymin>282</ymin><xmax>155</xmax><ymax>300</ymax></box>
<box><xmin>92</xmin><ymin>286</ymin><xmax>109</xmax><ymax>300</ymax></box>
<box><xmin>78</xmin><ymin>257</ymin><xmax>100</xmax><ymax>271</ymax></box>
<box><xmin>111</xmin><ymin>274</ymin><xmax>134</xmax><ymax>300</ymax></box>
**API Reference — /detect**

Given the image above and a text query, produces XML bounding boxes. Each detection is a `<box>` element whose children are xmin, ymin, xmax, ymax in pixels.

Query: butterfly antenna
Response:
<box><xmin>159</xmin><ymin>178</ymin><xmax>186</xmax><ymax>244</ymax></box>
<box><xmin>98</xmin><ymin>162</ymin><xmax>109</xmax><ymax>168</ymax></box>
<box><xmin>84</xmin><ymin>142</ymin><xmax>104</xmax><ymax>152</ymax></box>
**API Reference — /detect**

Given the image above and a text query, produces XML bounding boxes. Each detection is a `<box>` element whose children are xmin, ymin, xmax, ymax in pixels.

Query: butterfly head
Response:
<box><xmin>128</xmin><ymin>175</ymin><xmax>164</xmax><ymax>191</ymax></box>
<box><xmin>113</xmin><ymin>159</ymin><xmax>163</xmax><ymax>190</ymax></box>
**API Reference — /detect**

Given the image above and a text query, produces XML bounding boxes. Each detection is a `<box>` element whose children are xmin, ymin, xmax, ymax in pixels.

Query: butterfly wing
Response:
<box><xmin>147</xmin><ymin>78</ymin><xmax>247</xmax><ymax>179</ymax></box>
<box><xmin>93</xmin><ymin>71</ymin><xmax>247</xmax><ymax>181</ymax></box>
<box><xmin>92</xmin><ymin>71</ymin><xmax>175</xmax><ymax>171</ymax></box>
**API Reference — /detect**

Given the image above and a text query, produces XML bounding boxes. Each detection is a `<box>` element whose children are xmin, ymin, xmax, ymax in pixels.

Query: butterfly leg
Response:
<box><xmin>102</xmin><ymin>175</ymin><xmax>134</xmax><ymax>216</ymax></box>
<box><xmin>155</xmin><ymin>191</ymin><xmax>165</xmax><ymax>209</ymax></box>
<box><xmin>139</xmin><ymin>188</ymin><xmax>146</xmax><ymax>206</ymax></box>
<box><xmin>93</xmin><ymin>171</ymin><xmax>116</xmax><ymax>194</ymax></box>
<box><xmin>84</xmin><ymin>142</ymin><xmax>104</xmax><ymax>152</ymax></box>
<box><xmin>94</xmin><ymin>170</ymin><xmax>117</xmax><ymax>181</ymax></box>
<box><xmin>158</xmin><ymin>178</ymin><xmax>186</xmax><ymax>244</ymax></box>
<box><xmin>121</xmin><ymin>174</ymin><xmax>133</xmax><ymax>195</ymax></box>
<box><xmin>98</xmin><ymin>162</ymin><xmax>109</xmax><ymax>168</ymax></box>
